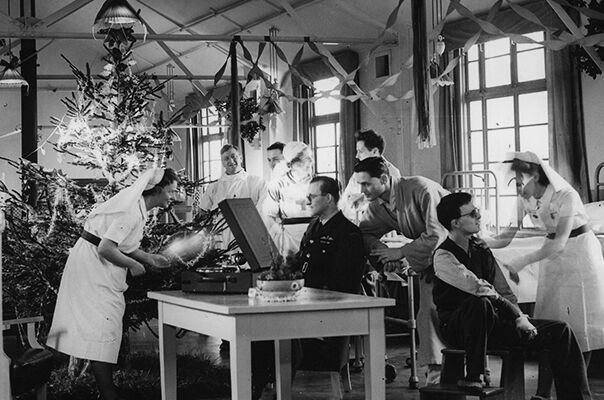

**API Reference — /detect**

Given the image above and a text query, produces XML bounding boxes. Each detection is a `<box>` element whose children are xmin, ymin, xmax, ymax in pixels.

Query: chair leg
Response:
<box><xmin>35</xmin><ymin>384</ymin><xmax>47</xmax><ymax>400</ymax></box>
<box><xmin>330</xmin><ymin>371</ymin><xmax>343</xmax><ymax>399</ymax></box>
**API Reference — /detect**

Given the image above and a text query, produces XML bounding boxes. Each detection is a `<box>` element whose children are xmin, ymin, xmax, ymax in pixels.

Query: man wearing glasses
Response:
<box><xmin>432</xmin><ymin>192</ymin><xmax>591</xmax><ymax>399</ymax></box>
<box><xmin>354</xmin><ymin>156</ymin><xmax>449</xmax><ymax>384</ymax></box>
<box><xmin>296</xmin><ymin>175</ymin><xmax>366</xmax><ymax>294</ymax></box>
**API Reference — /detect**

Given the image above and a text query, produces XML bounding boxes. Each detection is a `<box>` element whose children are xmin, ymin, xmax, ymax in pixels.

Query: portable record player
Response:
<box><xmin>181</xmin><ymin>198</ymin><xmax>278</xmax><ymax>293</ymax></box>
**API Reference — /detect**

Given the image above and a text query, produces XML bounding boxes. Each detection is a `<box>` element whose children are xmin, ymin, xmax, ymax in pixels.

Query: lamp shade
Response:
<box><xmin>94</xmin><ymin>0</ymin><xmax>140</xmax><ymax>27</ymax></box>
<box><xmin>0</xmin><ymin>68</ymin><xmax>28</xmax><ymax>88</ymax></box>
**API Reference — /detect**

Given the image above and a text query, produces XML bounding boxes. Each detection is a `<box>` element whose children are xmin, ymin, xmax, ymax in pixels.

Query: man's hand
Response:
<box><xmin>370</xmin><ymin>247</ymin><xmax>404</xmax><ymax>264</ymax></box>
<box><xmin>383</xmin><ymin>260</ymin><xmax>404</xmax><ymax>272</ymax></box>
<box><xmin>515</xmin><ymin>315</ymin><xmax>538</xmax><ymax>340</ymax></box>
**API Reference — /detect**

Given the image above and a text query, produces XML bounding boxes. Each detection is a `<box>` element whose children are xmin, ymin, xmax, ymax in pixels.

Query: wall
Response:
<box><xmin>356</xmin><ymin>24</ymin><xmax>442</xmax><ymax>182</ymax></box>
<box><xmin>582</xmin><ymin>73</ymin><xmax>604</xmax><ymax>199</ymax></box>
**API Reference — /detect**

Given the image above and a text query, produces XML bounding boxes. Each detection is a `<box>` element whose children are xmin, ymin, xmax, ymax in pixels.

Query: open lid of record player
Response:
<box><xmin>218</xmin><ymin>198</ymin><xmax>278</xmax><ymax>272</ymax></box>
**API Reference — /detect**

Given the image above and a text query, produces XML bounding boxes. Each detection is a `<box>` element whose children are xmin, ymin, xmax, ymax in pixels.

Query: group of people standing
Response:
<box><xmin>44</xmin><ymin>126</ymin><xmax>604</xmax><ymax>400</ymax></box>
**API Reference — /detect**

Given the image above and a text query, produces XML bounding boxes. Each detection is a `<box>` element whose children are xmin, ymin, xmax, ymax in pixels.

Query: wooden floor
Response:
<box><xmin>175</xmin><ymin>334</ymin><xmax>604</xmax><ymax>400</ymax></box>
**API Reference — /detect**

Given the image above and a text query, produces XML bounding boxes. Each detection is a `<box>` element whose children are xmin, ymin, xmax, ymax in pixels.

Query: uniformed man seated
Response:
<box><xmin>296</xmin><ymin>175</ymin><xmax>366</xmax><ymax>294</ymax></box>
<box><xmin>252</xmin><ymin>176</ymin><xmax>366</xmax><ymax>399</ymax></box>
<box><xmin>295</xmin><ymin>175</ymin><xmax>366</xmax><ymax>373</ymax></box>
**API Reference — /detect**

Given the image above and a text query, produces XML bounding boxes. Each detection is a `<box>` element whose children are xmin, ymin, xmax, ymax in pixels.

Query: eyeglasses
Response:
<box><xmin>306</xmin><ymin>193</ymin><xmax>325</xmax><ymax>202</ymax></box>
<box><xmin>458</xmin><ymin>207</ymin><xmax>481</xmax><ymax>219</ymax></box>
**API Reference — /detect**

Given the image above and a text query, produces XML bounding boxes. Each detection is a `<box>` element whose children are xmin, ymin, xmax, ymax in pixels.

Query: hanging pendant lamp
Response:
<box><xmin>93</xmin><ymin>0</ymin><xmax>141</xmax><ymax>28</ymax></box>
<box><xmin>0</xmin><ymin>55</ymin><xmax>28</xmax><ymax>89</ymax></box>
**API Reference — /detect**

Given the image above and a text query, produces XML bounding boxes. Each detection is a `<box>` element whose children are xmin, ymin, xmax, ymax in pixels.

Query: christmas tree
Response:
<box><xmin>0</xmin><ymin>28</ymin><xmax>227</xmax><ymax>338</ymax></box>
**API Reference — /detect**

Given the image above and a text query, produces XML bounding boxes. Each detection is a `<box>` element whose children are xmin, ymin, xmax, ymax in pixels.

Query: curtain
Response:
<box><xmin>439</xmin><ymin>49</ymin><xmax>463</xmax><ymax>179</ymax></box>
<box><xmin>339</xmin><ymin>83</ymin><xmax>360</xmax><ymax>183</ymax></box>
<box><xmin>547</xmin><ymin>45</ymin><xmax>591</xmax><ymax>201</ymax></box>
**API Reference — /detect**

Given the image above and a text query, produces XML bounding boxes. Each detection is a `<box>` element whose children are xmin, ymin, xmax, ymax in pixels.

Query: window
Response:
<box><xmin>311</xmin><ymin>77</ymin><xmax>341</xmax><ymax>181</ymax></box>
<box><xmin>463</xmin><ymin>32</ymin><xmax>548</xmax><ymax>227</ymax></box>
<box><xmin>188</xmin><ymin>107</ymin><xmax>224</xmax><ymax>182</ymax></box>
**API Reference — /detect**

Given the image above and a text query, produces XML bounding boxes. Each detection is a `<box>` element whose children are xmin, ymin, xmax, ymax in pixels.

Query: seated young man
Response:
<box><xmin>432</xmin><ymin>192</ymin><xmax>591</xmax><ymax>399</ymax></box>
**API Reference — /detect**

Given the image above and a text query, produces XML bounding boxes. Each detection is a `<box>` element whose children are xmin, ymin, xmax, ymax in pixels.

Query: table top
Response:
<box><xmin>148</xmin><ymin>288</ymin><xmax>395</xmax><ymax>315</ymax></box>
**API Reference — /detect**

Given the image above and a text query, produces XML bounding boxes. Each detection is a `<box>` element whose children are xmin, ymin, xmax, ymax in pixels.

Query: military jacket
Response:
<box><xmin>297</xmin><ymin>211</ymin><xmax>365</xmax><ymax>294</ymax></box>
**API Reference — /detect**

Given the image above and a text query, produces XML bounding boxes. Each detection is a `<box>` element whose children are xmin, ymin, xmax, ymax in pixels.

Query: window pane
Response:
<box><xmin>519</xmin><ymin>91</ymin><xmax>548</xmax><ymax>125</ymax></box>
<box><xmin>469</xmin><ymin>101</ymin><xmax>483</xmax><ymax>131</ymax></box>
<box><xmin>497</xmin><ymin>196</ymin><xmax>520</xmax><ymax>227</ymax></box>
<box><xmin>484</xmin><ymin>37</ymin><xmax>510</xmax><ymax>58</ymax></box>
<box><xmin>202</xmin><ymin>141</ymin><xmax>210</xmax><ymax>159</ymax></box>
<box><xmin>315</xmin><ymin>147</ymin><xmax>336</xmax><ymax>173</ymax></box>
<box><xmin>209</xmin><ymin>140</ymin><xmax>222</xmax><ymax>158</ymax></box>
<box><xmin>520</xmin><ymin>125</ymin><xmax>549</xmax><ymax>158</ymax></box>
<box><xmin>467</xmin><ymin>45</ymin><xmax>479</xmax><ymax>62</ymax></box>
<box><xmin>490</xmin><ymin>164</ymin><xmax>517</xmax><ymax>196</ymax></box>
<box><xmin>314</xmin><ymin>77</ymin><xmax>340</xmax><ymax>116</ymax></box>
<box><xmin>467</xmin><ymin>61</ymin><xmax>479</xmax><ymax>91</ymax></box>
<box><xmin>202</xmin><ymin>162</ymin><xmax>210</xmax><ymax>179</ymax></box>
<box><xmin>517</xmin><ymin>49</ymin><xmax>545</xmax><ymax>82</ymax></box>
<box><xmin>210</xmin><ymin>161</ymin><xmax>221</xmax><ymax>180</ymax></box>
<box><xmin>516</xmin><ymin>31</ymin><xmax>544</xmax><ymax>52</ymax></box>
<box><xmin>315</xmin><ymin>124</ymin><xmax>336</xmax><ymax>147</ymax></box>
<box><xmin>470</xmin><ymin>131</ymin><xmax>484</xmax><ymax>164</ymax></box>
<box><xmin>486</xmin><ymin>96</ymin><xmax>514</xmax><ymax>129</ymax></box>
<box><xmin>487</xmin><ymin>128</ymin><xmax>515</xmax><ymax>162</ymax></box>
<box><xmin>485</xmin><ymin>55</ymin><xmax>511</xmax><ymax>87</ymax></box>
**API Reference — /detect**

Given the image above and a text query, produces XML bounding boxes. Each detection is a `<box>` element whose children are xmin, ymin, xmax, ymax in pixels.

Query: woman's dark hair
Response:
<box><xmin>355</xmin><ymin>130</ymin><xmax>385</xmax><ymax>154</ymax></box>
<box><xmin>353</xmin><ymin>157</ymin><xmax>389</xmax><ymax>179</ymax></box>
<box><xmin>311</xmin><ymin>175</ymin><xmax>341</xmax><ymax>203</ymax></box>
<box><xmin>436</xmin><ymin>192</ymin><xmax>473</xmax><ymax>231</ymax></box>
<box><xmin>142</xmin><ymin>168</ymin><xmax>179</xmax><ymax>196</ymax></box>
<box><xmin>510</xmin><ymin>159</ymin><xmax>550</xmax><ymax>187</ymax></box>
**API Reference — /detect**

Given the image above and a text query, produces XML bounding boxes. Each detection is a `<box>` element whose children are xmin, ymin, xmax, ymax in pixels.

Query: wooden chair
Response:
<box><xmin>3</xmin><ymin>315</ymin><xmax>54</xmax><ymax>400</ymax></box>
<box><xmin>419</xmin><ymin>347</ymin><xmax>526</xmax><ymax>400</ymax></box>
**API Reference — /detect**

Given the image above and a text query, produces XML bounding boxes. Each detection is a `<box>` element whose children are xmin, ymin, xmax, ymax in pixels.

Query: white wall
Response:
<box><xmin>582</xmin><ymin>74</ymin><xmax>604</xmax><ymax>199</ymax></box>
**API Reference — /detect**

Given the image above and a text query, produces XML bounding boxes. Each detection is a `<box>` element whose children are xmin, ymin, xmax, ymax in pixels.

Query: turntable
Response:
<box><xmin>181</xmin><ymin>198</ymin><xmax>278</xmax><ymax>293</ymax></box>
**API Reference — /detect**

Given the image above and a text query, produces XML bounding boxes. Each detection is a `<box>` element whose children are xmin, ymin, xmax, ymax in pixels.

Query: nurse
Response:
<box><xmin>47</xmin><ymin>168</ymin><xmax>179</xmax><ymax>400</ymax></box>
<box><xmin>503</xmin><ymin>151</ymin><xmax>604</xmax><ymax>363</ymax></box>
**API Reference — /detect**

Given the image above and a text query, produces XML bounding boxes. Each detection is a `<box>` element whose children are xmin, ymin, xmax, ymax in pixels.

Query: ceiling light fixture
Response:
<box><xmin>93</xmin><ymin>0</ymin><xmax>141</xmax><ymax>28</ymax></box>
<box><xmin>0</xmin><ymin>54</ymin><xmax>28</xmax><ymax>89</ymax></box>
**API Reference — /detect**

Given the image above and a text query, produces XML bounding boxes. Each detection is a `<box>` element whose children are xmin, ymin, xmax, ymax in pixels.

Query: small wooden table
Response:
<box><xmin>148</xmin><ymin>288</ymin><xmax>395</xmax><ymax>400</ymax></box>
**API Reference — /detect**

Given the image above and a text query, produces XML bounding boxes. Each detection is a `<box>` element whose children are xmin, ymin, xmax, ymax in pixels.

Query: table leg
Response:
<box><xmin>230</xmin><ymin>336</ymin><xmax>252</xmax><ymax>400</ymax></box>
<box><xmin>158</xmin><ymin>306</ymin><xmax>177</xmax><ymax>400</ymax></box>
<box><xmin>275</xmin><ymin>339</ymin><xmax>292</xmax><ymax>400</ymax></box>
<box><xmin>364</xmin><ymin>308</ymin><xmax>386</xmax><ymax>400</ymax></box>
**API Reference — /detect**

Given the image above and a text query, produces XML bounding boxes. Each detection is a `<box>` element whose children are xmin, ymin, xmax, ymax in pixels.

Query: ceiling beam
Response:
<box><xmin>1</xmin><ymin>0</ymin><xmax>94</xmax><ymax>55</ymax></box>
<box><xmin>0</xmin><ymin>31</ymin><xmax>389</xmax><ymax>45</ymax></box>
<box><xmin>37</xmin><ymin>74</ymin><xmax>243</xmax><ymax>81</ymax></box>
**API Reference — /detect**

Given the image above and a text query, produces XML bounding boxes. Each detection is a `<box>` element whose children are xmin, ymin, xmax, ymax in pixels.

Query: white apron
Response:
<box><xmin>527</xmin><ymin>185</ymin><xmax>604</xmax><ymax>352</ymax></box>
<box><xmin>46</xmin><ymin>201</ymin><xmax>146</xmax><ymax>363</ymax></box>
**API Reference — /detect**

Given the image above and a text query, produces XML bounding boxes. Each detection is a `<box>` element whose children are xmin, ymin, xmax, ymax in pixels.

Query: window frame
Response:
<box><xmin>187</xmin><ymin>106</ymin><xmax>225</xmax><ymax>183</ymax></box>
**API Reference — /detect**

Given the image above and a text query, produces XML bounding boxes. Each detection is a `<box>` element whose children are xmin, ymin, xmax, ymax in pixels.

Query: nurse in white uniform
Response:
<box><xmin>46</xmin><ymin>168</ymin><xmax>179</xmax><ymax>400</ymax></box>
<box><xmin>503</xmin><ymin>151</ymin><xmax>604</xmax><ymax>359</ymax></box>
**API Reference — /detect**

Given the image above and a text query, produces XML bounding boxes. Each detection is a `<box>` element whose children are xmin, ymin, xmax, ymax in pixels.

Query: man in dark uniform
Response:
<box><xmin>297</xmin><ymin>175</ymin><xmax>366</xmax><ymax>294</ymax></box>
<box><xmin>252</xmin><ymin>176</ymin><xmax>365</xmax><ymax>399</ymax></box>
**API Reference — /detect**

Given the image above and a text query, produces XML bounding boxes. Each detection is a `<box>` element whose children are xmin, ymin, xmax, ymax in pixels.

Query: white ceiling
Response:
<box><xmin>1</xmin><ymin>0</ymin><xmax>486</xmax><ymax>95</ymax></box>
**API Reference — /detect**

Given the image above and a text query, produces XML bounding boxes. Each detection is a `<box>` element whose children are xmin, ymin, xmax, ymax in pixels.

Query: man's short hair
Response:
<box><xmin>436</xmin><ymin>192</ymin><xmax>473</xmax><ymax>231</ymax></box>
<box><xmin>267</xmin><ymin>142</ymin><xmax>285</xmax><ymax>152</ymax></box>
<box><xmin>353</xmin><ymin>157</ymin><xmax>390</xmax><ymax>179</ymax></box>
<box><xmin>355</xmin><ymin>130</ymin><xmax>385</xmax><ymax>154</ymax></box>
<box><xmin>220</xmin><ymin>144</ymin><xmax>239</xmax><ymax>155</ymax></box>
<box><xmin>311</xmin><ymin>175</ymin><xmax>340</xmax><ymax>203</ymax></box>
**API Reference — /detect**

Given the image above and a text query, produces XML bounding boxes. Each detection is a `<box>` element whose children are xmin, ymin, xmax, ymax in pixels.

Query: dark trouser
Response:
<box><xmin>440</xmin><ymin>296</ymin><xmax>591</xmax><ymax>400</ymax></box>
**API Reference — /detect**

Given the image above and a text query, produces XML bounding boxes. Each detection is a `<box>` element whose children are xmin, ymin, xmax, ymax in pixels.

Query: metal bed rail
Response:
<box><xmin>442</xmin><ymin>170</ymin><xmax>500</xmax><ymax>234</ymax></box>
